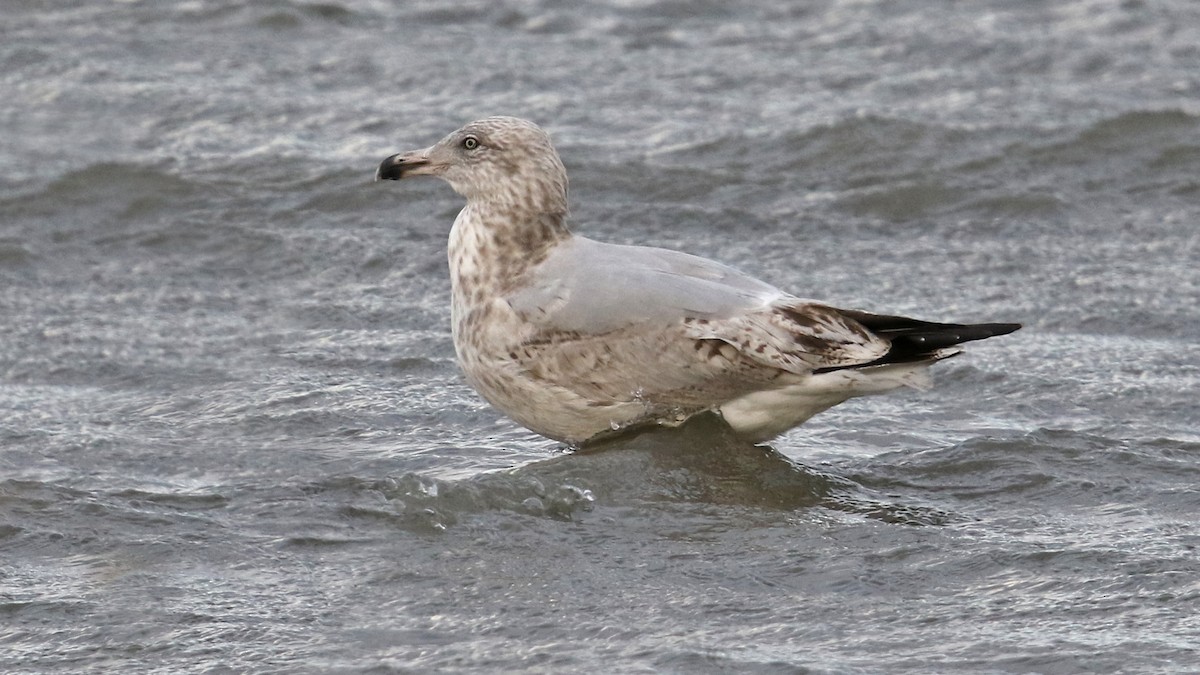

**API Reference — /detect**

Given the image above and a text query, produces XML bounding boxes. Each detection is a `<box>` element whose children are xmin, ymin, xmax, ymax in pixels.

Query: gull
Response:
<box><xmin>376</xmin><ymin>117</ymin><xmax>1019</xmax><ymax>445</ymax></box>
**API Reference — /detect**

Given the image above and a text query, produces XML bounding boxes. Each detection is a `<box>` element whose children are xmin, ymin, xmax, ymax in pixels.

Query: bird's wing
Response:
<box><xmin>507</xmin><ymin>236</ymin><xmax>782</xmax><ymax>332</ymax></box>
<box><xmin>506</xmin><ymin>236</ymin><xmax>890</xmax><ymax>378</ymax></box>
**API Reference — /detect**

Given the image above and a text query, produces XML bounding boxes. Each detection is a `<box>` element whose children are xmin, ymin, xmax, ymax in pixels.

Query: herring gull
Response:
<box><xmin>376</xmin><ymin>117</ymin><xmax>1019</xmax><ymax>444</ymax></box>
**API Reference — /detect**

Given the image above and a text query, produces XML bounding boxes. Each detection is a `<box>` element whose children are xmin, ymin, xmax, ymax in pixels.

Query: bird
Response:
<box><xmin>375</xmin><ymin>116</ymin><xmax>1019</xmax><ymax>445</ymax></box>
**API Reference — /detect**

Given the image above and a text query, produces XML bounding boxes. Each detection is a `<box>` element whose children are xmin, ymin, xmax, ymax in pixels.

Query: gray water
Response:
<box><xmin>3</xmin><ymin>1</ymin><xmax>1199</xmax><ymax>673</ymax></box>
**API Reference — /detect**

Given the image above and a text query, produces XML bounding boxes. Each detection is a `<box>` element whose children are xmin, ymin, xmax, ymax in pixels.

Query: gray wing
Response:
<box><xmin>507</xmin><ymin>236</ymin><xmax>784</xmax><ymax>333</ymax></box>
<box><xmin>506</xmin><ymin>236</ymin><xmax>890</xmax><ymax>377</ymax></box>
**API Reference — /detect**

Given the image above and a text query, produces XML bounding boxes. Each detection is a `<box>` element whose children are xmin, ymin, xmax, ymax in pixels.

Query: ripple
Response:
<box><xmin>2</xmin><ymin>162</ymin><xmax>201</xmax><ymax>230</ymax></box>
<box><xmin>300</xmin><ymin>415</ymin><xmax>976</xmax><ymax>532</ymax></box>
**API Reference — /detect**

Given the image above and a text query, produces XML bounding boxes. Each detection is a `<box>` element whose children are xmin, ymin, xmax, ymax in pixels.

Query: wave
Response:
<box><xmin>6</xmin><ymin>418</ymin><xmax>1193</xmax><ymax>549</ymax></box>
<box><xmin>634</xmin><ymin>109</ymin><xmax>1200</xmax><ymax>223</ymax></box>
<box><xmin>291</xmin><ymin>414</ymin><xmax>967</xmax><ymax>532</ymax></box>
<box><xmin>3</xmin><ymin>162</ymin><xmax>201</xmax><ymax>225</ymax></box>
<box><xmin>851</xmin><ymin>425</ymin><xmax>1200</xmax><ymax>513</ymax></box>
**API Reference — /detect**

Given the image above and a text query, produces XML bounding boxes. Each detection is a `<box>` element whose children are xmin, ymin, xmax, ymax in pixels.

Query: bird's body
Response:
<box><xmin>377</xmin><ymin>117</ymin><xmax>1019</xmax><ymax>444</ymax></box>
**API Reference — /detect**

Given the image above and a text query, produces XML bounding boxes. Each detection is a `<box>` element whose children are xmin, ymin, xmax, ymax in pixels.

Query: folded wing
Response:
<box><xmin>507</xmin><ymin>238</ymin><xmax>892</xmax><ymax>379</ymax></box>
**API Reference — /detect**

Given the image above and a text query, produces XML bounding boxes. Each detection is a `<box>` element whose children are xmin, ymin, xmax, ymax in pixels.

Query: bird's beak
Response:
<box><xmin>375</xmin><ymin>147</ymin><xmax>435</xmax><ymax>181</ymax></box>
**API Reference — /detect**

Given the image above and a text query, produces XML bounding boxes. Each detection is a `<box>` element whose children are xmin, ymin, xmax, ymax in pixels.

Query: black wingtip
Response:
<box><xmin>889</xmin><ymin>321</ymin><xmax>1021</xmax><ymax>353</ymax></box>
<box><xmin>815</xmin><ymin>312</ymin><xmax>1021</xmax><ymax>373</ymax></box>
<box><xmin>977</xmin><ymin>322</ymin><xmax>1022</xmax><ymax>338</ymax></box>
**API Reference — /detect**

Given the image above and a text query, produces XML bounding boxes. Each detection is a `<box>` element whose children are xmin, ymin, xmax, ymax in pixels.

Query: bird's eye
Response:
<box><xmin>462</xmin><ymin>136</ymin><xmax>479</xmax><ymax>150</ymax></box>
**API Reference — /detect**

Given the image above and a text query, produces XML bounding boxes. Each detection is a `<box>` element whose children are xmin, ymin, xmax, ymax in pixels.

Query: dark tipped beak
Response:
<box><xmin>375</xmin><ymin>151</ymin><xmax>430</xmax><ymax>181</ymax></box>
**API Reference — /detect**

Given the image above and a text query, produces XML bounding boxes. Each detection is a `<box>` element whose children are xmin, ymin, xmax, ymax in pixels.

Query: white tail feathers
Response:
<box><xmin>719</xmin><ymin>354</ymin><xmax>957</xmax><ymax>441</ymax></box>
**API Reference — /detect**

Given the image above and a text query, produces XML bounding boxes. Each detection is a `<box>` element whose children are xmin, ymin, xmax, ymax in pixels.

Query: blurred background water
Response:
<box><xmin>2</xmin><ymin>1</ymin><xmax>1199</xmax><ymax>672</ymax></box>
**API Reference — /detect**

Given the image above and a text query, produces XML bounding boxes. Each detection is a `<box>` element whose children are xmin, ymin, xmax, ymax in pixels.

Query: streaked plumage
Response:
<box><xmin>376</xmin><ymin>117</ymin><xmax>1019</xmax><ymax>444</ymax></box>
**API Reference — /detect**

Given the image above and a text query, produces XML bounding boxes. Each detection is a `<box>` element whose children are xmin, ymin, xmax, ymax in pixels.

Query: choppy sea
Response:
<box><xmin>2</xmin><ymin>1</ymin><xmax>1199</xmax><ymax>672</ymax></box>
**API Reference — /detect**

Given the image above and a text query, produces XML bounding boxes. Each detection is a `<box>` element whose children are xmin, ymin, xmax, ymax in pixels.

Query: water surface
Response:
<box><xmin>2</xmin><ymin>1</ymin><xmax>1199</xmax><ymax>672</ymax></box>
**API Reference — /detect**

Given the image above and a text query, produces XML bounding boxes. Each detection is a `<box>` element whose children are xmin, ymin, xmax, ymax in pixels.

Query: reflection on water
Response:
<box><xmin>362</xmin><ymin>414</ymin><xmax>960</xmax><ymax>530</ymax></box>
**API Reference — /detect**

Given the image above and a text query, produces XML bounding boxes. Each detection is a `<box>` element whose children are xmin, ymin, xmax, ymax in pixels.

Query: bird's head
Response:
<box><xmin>376</xmin><ymin>116</ymin><xmax>568</xmax><ymax>214</ymax></box>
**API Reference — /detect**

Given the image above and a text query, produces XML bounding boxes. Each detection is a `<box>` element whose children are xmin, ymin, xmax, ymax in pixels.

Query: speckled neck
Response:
<box><xmin>447</xmin><ymin>201</ymin><xmax>572</xmax><ymax>303</ymax></box>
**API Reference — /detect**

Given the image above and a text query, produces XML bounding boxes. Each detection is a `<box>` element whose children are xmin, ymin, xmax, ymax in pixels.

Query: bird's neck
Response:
<box><xmin>448</xmin><ymin>201</ymin><xmax>571</xmax><ymax>301</ymax></box>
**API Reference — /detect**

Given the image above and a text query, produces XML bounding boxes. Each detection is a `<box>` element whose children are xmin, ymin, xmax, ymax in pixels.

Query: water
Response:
<box><xmin>2</xmin><ymin>1</ymin><xmax>1199</xmax><ymax>672</ymax></box>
